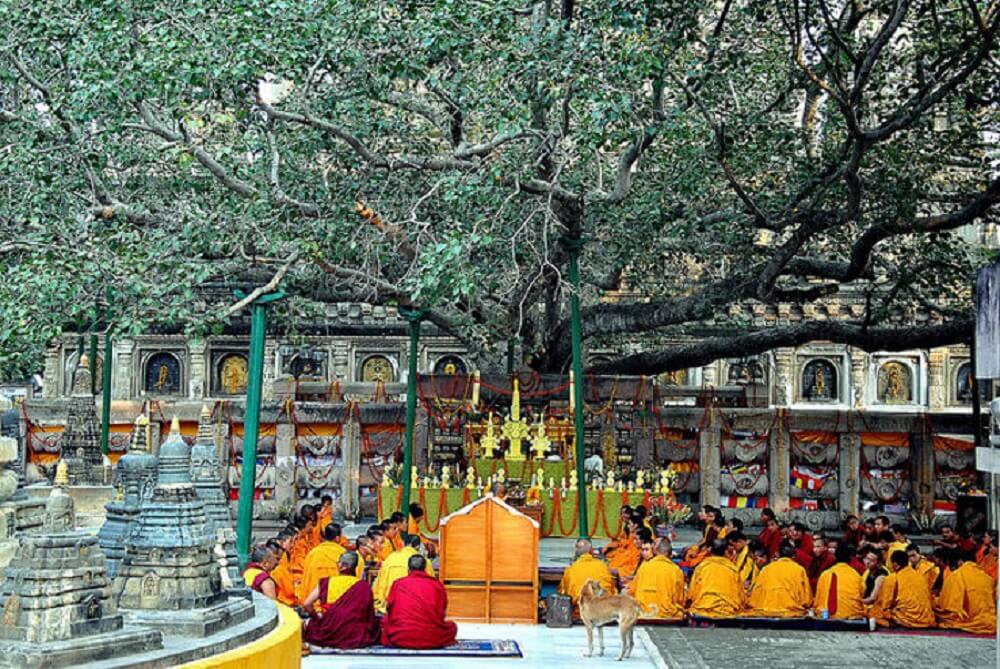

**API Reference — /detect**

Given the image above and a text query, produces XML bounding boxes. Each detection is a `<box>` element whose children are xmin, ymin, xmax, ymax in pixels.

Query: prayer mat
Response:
<box><xmin>689</xmin><ymin>615</ymin><xmax>870</xmax><ymax>632</ymax></box>
<box><xmin>308</xmin><ymin>639</ymin><xmax>523</xmax><ymax>657</ymax></box>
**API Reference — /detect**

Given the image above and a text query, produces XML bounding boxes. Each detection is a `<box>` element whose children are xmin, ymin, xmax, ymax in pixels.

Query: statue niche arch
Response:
<box><xmin>877</xmin><ymin>360</ymin><xmax>914</xmax><ymax>404</ymax></box>
<box><xmin>142</xmin><ymin>352</ymin><xmax>182</xmax><ymax>396</ymax></box>
<box><xmin>215</xmin><ymin>353</ymin><xmax>249</xmax><ymax>396</ymax></box>
<box><xmin>433</xmin><ymin>355</ymin><xmax>467</xmax><ymax>376</ymax></box>
<box><xmin>359</xmin><ymin>355</ymin><xmax>396</xmax><ymax>383</ymax></box>
<box><xmin>800</xmin><ymin>359</ymin><xmax>838</xmax><ymax>402</ymax></box>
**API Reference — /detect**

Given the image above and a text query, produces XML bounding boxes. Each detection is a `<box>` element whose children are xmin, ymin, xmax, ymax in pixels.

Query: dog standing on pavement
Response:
<box><xmin>578</xmin><ymin>579</ymin><xmax>653</xmax><ymax>660</ymax></box>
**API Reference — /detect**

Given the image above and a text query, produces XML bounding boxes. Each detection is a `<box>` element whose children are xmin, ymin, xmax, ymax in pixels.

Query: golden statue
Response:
<box><xmin>155</xmin><ymin>364</ymin><xmax>170</xmax><ymax>391</ymax></box>
<box><xmin>569</xmin><ymin>470</ymin><xmax>578</xmax><ymax>491</ymax></box>
<box><xmin>502</xmin><ymin>379</ymin><xmax>529</xmax><ymax>461</ymax></box>
<box><xmin>220</xmin><ymin>356</ymin><xmax>248</xmax><ymax>394</ymax></box>
<box><xmin>443</xmin><ymin>362</ymin><xmax>457</xmax><ymax>375</ymax></box>
<box><xmin>530</xmin><ymin>414</ymin><xmax>550</xmax><ymax>460</ymax></box>
<box><xmin>362</xmin><ymin>355</ymin><xmax>393</xmax><ymax>383</ymax></box>
<box><xmin>601</xmin><ymin>431</ymin><xmax>617</xmax><ymax>471</ymax></box>
<box><xmin>480</xmin><ymin>412</ymin><xmax>499</xmax><ymax>458</ymax></box>
<box><xmin>814</xmin><ymin>366</ymin><xmax>826</xmax><ymax>398</ymax></box>
<box><xmin>888</xmin><ymin>365</ymin><xmax>903</xmax><ymax>400</ymax></box>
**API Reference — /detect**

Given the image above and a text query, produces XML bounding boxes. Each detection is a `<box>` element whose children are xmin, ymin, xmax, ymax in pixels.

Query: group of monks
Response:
<box><xmin>241</xmin><ymin>499</ymin><xmax>456</xmax><ymax>650</ymax></box>
<box><xmin>559</xmin><ymin>504</ymin><xmax>998</xmax><ymax>635</ymax></box>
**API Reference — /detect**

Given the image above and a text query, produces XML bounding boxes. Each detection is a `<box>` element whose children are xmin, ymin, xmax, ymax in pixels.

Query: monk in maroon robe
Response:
<box><xmin>757</xmin><ymin>509</ymin><xmax>783</xmax><ymax>558</ymax></box>
<box><xmin>381</xmin><ymin>555</ymin><xmax>458</xmax><ymax>649</ymax></box>
<box><xmin>302</xmin><ymin>553</ymin><xmax>379</xmax><ymax>649</ymax></box>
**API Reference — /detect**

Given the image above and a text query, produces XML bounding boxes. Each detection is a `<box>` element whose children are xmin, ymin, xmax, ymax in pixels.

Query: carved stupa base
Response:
<box><xmin>0</xmin><ymin>625</ymin><xmax>162</xmax><ymax>669</ymax></box>
<box><xmin>119</xmin><ymin>597</ymin><xmax>255</xmax><ymax>638</ymax></box>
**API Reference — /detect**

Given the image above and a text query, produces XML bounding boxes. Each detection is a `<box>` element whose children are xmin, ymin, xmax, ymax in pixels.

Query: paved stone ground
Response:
<box><xmin>644</xmin><ymin>627</ymin><xmax>996</xmax><ymax>669</ymax></box>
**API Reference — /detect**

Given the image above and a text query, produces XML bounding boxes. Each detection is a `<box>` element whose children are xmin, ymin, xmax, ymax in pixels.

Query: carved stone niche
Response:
<box><xmin>210</xmin><ymin>348</ymin><xmax>250</xmax><ymax>396</ymax></box>
<box><xmin>139</xmin><ymin>349</ymin><xmax>186</xmax><ymax>397</ymax></box>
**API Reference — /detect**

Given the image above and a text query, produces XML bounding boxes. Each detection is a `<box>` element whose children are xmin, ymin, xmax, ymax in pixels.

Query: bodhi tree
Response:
<box><xmin>1</xmin><ymin>0</ymin><xmax>997</xmax><ymax>379</ymax></box>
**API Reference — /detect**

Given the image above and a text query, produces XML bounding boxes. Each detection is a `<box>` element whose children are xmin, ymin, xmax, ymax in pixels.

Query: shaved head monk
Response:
<box><xmin>242</xmin><ymin>545</ymin><xmax>278</xmax><ymax>600</ymax></box>
<box><xmin>628</xmin><ymin>539</ymin><xmax>685</xmax><ymax>620</ymax></box>
<box><xmin>298</xmin><ymin>523</ymin><xmax>363</xmax><ymax>606</ymax></box>
<box><xmin>373</xmin><ymin>534</ymin><xmax>435</xmax><ymax>614</ymax></box>
<box><xmin>381</xmin><ymin>554</ymin><xmax>458</xmax><ymax>649</ymax></box>
<box><xmin>744</xmin><ymin>541</ymin><xmax>811</xmax><ymax>618</ymax></box>
<box><xmin>935</xmin><ymin>548</ymin><xmax>998</xmax><ymax>635</ymax></box>
<box><xmin>687</xmin><ymin>539</ymin><xmax>746</xmax><ymax>618</ymax></box>
<box><xmin>302</xmin><ymin>552</ymin><xmax>379</xmax><ymax>649</ymax></box>
<box><xmin>559</xmin><ymin>538</ymin><xmax>617</xmax><ymax>605</ymax></box>
<box><xmin>813</xmin><ymin>543</ymin><xmax>865</xmax><ymax>620</ymax></box>
<box><xmin>873</xmin><ymin>550</ymin><xmax>935</xmax><ymax>629</ymax></box>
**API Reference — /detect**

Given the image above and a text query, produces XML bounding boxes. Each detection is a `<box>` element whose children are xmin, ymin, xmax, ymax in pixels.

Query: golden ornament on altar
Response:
<box><xmin>548</xmin><ymin>476</ymin><xmax>556</xmax><ymax>490</ymax></box>
<box><xmin>627</xmin><ymin>481</ymin><xmax>635</xmax><ymax>493</ymax></box>
<box><xmin>422</xmin><ymin>476</ymin><xmax>431</xmax><ymax>488</ymax></box>
<box><xmin>530</xmin><ymin>413</ymin><xmax>550</xmax><ymax>460</ymax></box>
<box><xmin>411</xmin><ymin>466</ymin><xmax>419</xmax><ymax>488</ymax></box>
<box><xmin>569</xmin><ymin>471</ymin><xmax>578</xmax><ymax>491</ymax></box>
<box><xmin>659</xmin><ymin>469</ymin><xmax>673</xmax><ymax>494</ymax></box>
<box><xmin>496</xmin><ymin>468</ymin><xmax>506</xmax><ymax>482</ymax></box>
<box><xmin>441</xmin><ymin>466</ymin><xmax>451</xmax><ymax>488</ymax></box>
<box><xmin>466</xmin><ymin>468</ymin><xmax>476</xmax><ymax>489</ymax></box>
<box><xmin>617</xmin><ymin>481</ymin><xmax>625</xmax><ymax>493</ymax></box>
<box><xmin>480</xmin><ymin>412</ymin><xmax>499</xmax><ymax>459</ymax></box>
<box><xmin>636</xmin><ymin>470</ymin><xmax>646</xmax><ymax>489</ymax></box>
<box><xmin>605</xmin><ymin>471</ymin><xmax>615</xmax><ymax>491</ymax></box>
<box><xmin>502</xmin><ymin>379</ymin><xmax>529</xmax><ymax>461</ymax></box>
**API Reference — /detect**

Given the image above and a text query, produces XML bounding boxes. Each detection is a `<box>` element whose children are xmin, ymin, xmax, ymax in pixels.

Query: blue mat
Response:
<box><xmin>309</xmin><ymin>639</ymin><xmax>523</xmax><ymax>657</ymax></box>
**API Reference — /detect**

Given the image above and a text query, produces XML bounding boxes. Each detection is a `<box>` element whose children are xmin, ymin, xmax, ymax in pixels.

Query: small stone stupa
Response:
<box><xmin>113</xmin><ymin>418</ymin><xmax>254</xmax><ymax>636</ymax></box>
<box><xmin>0</xmin><ymin>464</ymin><xmax>162</xmax><ymax>668</ymax></box>
<box><xmin>98</xmin><ymin>413</ymin><xmax>159</xmax><ymax>577</ymax></box>
<box><xmin>190</xmin><ymin>405</ymin><xmax>239</xmax><ymax>583</ymax></box>
<box><xmin>60</xmin><ymin>355</ymin><xmax>106</xmax><ymax>485</ymax></box>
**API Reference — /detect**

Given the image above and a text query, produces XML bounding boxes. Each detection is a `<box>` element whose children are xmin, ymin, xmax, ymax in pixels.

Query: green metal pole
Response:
<box><xmin>235</xmin><ymin>291</ymin><xmax>285</xmax><ymax>569</ymax></box>
<box><xmin>88</xmin><ymin>334</ymin><xmax>98</xmax><ymax>394</ymax></box>
<box><xmin>399</xmin><ymin>307</ymin><xmax>425</xmax><ymax>525</ymax></box>
<box><xmin>565</xmin><ymin>236</ymin><xmax>589</xmax><ymax>540</ymax></box>
<box><xmin>100</xmin><ymin>331</ymin><xmax>113</xmax><ymax>455</ymax></box>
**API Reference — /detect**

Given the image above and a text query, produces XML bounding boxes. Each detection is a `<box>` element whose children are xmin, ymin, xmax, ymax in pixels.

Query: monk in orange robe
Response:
<box><xmin>381</xmin><ymin>554</ymin><xmax>457</xmax><ymax>649</ymax></box>
<box><xmin>266</xmin><ymin>533</ymin><xmax>299</xmax><ymax>606</ymax></box>
<box><xmin>298</xmin><ymin>523</ymin><xmax>365</xmax><ymax>606</ymax></box>
<box><xmin>744</xmin><ymin>541</ymin><xmax>811</xmax><ymax>618</ymax></box>
<box><xmin>906</xmin><ymin>544</ymin><xmax>940</xmax><ymax>592</ymax></box>
<box><xmin>559</xmin><ymin>539</ymin><xmax>617</xmax><ymax>605</ymax></box>
<box><xmin>602</xmin><ymin>505</ymin><xmax>633</xmax><ymax>558</ymax></box>
<box><xmin>683</xmin><ymin>506</ymin><xmax>725</xmax><ymax>568</ymax></box>
<box><xmin>875</xmin><ymin>549</ymin><xmax>935</xmax><ymax>628</ymax></box>
<box><xmin>366</xmin><ymin>525</ymin><xmax>388</xmax><ymax>565</ymax></box>
<box><xmin>977</xmin><ymin>531</ymin><xmax>998</xmax><ymax>581</ymax></box>
<box><xmin>628</xmin><ymin>539</ymin><xmax>685</xmax><ymax>620</ymax></box>
<box><xmin>935</xmin><ymin>550</ymin><xmax>997</xmax><ymax>635</ymax></box>
<box><xmin>687</xmin><ymin>539</ymin><xmax>746</xmax><ymax>618</ymax></box>
<box><xmin>813</xmin><ymin>544</ymin><xmax>865</xmax><ymax>620</ymax></box>
<box><xmin>407</xmin><ymin>503</ymin><xmax>439</xmax><ymax>557</ymax></box>
<box><xmin>289</xmin><ymin>519</ymin><xmax>315</xmax><ymax>583</ymax></box>
<box><xmin>388</xmin><ymin>512</ymin><xmax>407</xmax><ymax>551</ymax></box>
<box><xmin>317</xmin><ymin>495</ymin><xmax>334</xmax><ymax>532</ymax></box>
<box><xmin>608</xmin><ymin>514</ymin><xmax>644</xmax><ymax>578</ymax></box>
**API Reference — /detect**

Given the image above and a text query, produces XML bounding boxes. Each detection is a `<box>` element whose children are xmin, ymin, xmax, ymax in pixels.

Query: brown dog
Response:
<box><xmin>578</xmin><ymin>579</ymin><xmax>653</xmax><ymax>660</ymax></box>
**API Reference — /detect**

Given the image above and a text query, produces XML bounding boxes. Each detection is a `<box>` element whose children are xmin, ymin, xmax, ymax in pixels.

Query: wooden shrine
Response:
<box><xmin>438</xmin><ymin>494</ymin><xmax>539</xmax><ymax>624</ymax></box>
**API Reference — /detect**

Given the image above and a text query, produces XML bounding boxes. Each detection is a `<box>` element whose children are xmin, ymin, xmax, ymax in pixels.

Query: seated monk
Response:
<box><xmin>298</xmin><ymin>523</ymin><xmax>364</xmax><ymax>606</ymax></box>
<box><xmin>745</xmin><ymin>542</ymin><xmax>769</xmax><ymax>592</ymax></box>
<box><xmin>728</xmin><ymin>532</ymin><xmax>756</xmax><ymax>589</ymax></box>
<box><xmin>289</xmin><ymin>515</ymin><xmax>317</xmax><ymax>588</ymax></box>
<box><xmin>683</xmin><ymin>506</ymin><xmax>725</xmax><ymax>568</ymax></box>
<box><xmin>602</xmin><ymin>505</ymin><xmax>634</xmax><ymax>560</ymax></box>
<box><xmin>381</xmin><ymin>555</ymin><xmax>458</xmax><ymax>649</ymax></box>
<box><xmin>977</xmin><ymin>530</ymin><xmax>998</xmax><ymax>581</ymax></box>
<box><xmin>935</xmin><ymin>549</ymin><xmax>997</xmax><ymax>635</ymax></box>
<box><xmin>302</xmin><ymin>552</ymin><xmax>379</xmax><ymax>649</ymax></box>
<box><xmin>907</xmin><ymin>543</ymin><xmax>940</xmax><ymax>592</ymax></box>
<box><xmin>356</xmin><ymin>534</ymin><xmax>379</xmax><ymax>568</ymax></box>
<box><xmin>317</xmin><ymin>495</ymin><xmax>334</xmax><ymax>531</ymax></box>
<box><xmin>388</xmin><ymin>512</ymin><xmax>407</xmax><ymax>551</ymax></box>
<box><xmin>366</xmin><ymin>525</ymin><xmax>387</xmax><ymax>565</ymax></box>
<box><xmin>407</xmin><ymin>503</ymin><xmax>439</xmax><ymax>557</ymax></box>
<box><xmin>373</xmin><ymin>534</ymin><xmax>435</xmax><ymax>614</ymax></box>
<box><xmin>242</xmin><ymin>545</ymin><xmax>278</xmax><ymax>600</ymax></box>
<box><xmin>628</xmin><ymin>539</ymin><xmax>685</xmax><ymax>619</ymax></box>
<box><xmin>744</xmin><ymin>541</ymin><xmax>811</xmax><ymax>618</ymax></box>
<box><xmin>807</xmin><ymin>536</ymin><xmax>836</xmax><ymax>591</ymax></box>
<box><xmin>813</xmin><ymin>543</ymin><xmax>865</xmax><ymax>620</ymax></box>
<box><xmin>687</xmin><ymin>539</ymin><xmax>746</xmax><ymax>618</ymax></box>
<box><xmin>300</xmin><ymin>505</ymin><xmax>322</xmax><ymax>549</ymax></box>
<box><xmin>607</xmin><ymin>514</ymin><xmax>643</xmax><ymax>578</ymax></box>
<box><xmin>874</xmin><ymin>550</ymin><xmax>935</xmax><ymax>629</ymax></box>
<box><xmin>787</xmin><ymin>523</ymin><xmax>814</xmax><ymax>570</ymax></box>
<box><xmin>559</xmin><ymin>538</ymin><xmax>617</xmax><ymax>605</ymax></box>
<box><xmin>377</xmin><ymin>521</ymin><xmax>396</xmax><ymax>562</ymax></box>
<box><xmin>265</xmin><ymin>533</ymin><xmax>298</xmax><ymax>606</ymax></box>
<box><xmin>757</xmin><ymin>509</ymin><xmax>783</xmax><ymax>559</ymax></box>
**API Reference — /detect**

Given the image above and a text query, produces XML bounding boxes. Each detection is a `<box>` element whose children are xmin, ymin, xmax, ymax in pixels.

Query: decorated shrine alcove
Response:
<box><xmin>869</xmin><ymin>355</ymin><xmax>924</xmax><ymax>407</ymax></box>
<box><xmin>358</xmin><ymin>354</ymin><xmax>397</xmax><ymax>383</ymax></box>
<box><xmin>141</xmin><ymin>351</ymin><xmax>183</xmax><ymax>396</ymax></box>
<box><xmin>211</xmin><ymin>350</ymin><xmax>249</xmax><ymax>396</ymax></box>
<box><xmin>433</xmin><ymin>354</ymin><xmax>468</xmax><ymax>377</ymax></box>
<box><xmin>63</xmin><ymin>351</ymin><xmax>103</xmax><ymax>395</ymax></box>
<box><xmin>799</xmin><ymin>358</ymin><xmax>840</xmax><ymax>403</ymax></box>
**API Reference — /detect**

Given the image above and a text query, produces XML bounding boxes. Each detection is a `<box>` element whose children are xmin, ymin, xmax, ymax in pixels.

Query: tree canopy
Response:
<box><xmin>1</xmin><ymin>0</ymin><xmax>997</xmax><ymax>379</ymax></box>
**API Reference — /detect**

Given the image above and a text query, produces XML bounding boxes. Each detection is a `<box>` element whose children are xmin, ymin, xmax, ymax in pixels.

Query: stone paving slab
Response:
<box><xmin>644</xmin><ymin>627</ymin><xmax>995</xmax><ymax>669</ymax></box>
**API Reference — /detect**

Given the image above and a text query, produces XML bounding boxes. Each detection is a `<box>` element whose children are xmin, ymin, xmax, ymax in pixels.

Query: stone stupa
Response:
<box><xmin>97</xmin><ymin>413</ymin><xmax>159</xmax><ymax>577</ymax></box>
<box><xmin>113</xmin><ymin>418</ymin><xmax>254</xmax><ymax>636</ymax></box>
<box><xmin>190</xmin><ymin>404</ymin><xmax>239</xmax><ymax>583</ymax></box>
<box><xmin>60</xmin><ymin>355</ymin><xmax>107</xmax><ymax>486</ymax></box>
<box><xmin>0</xmin><ymin>462</ymin><xmax>162</xmax><ymax>668</ymax></box>
<box><xmin>0</xmin><ymin>434</ymin><xmax>45</xmax><ymax>568</ymax></box>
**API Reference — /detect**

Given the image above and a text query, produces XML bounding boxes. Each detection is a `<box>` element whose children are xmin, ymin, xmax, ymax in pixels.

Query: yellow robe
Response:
<box><xmin>628</xmin><ymin>555</ymin><xmax>685</xmax><ymax>620</ymax></box>
<box><xmin>911</xmin><ymin>558</ymin><xmax>940</xmax><ymax>593</ymax></box>
<box><xmin>884</xmin><ymin>541</ymin><xmax>909</xmax><ymax>567</ymax></box>
<box><xmin>298</xmin><ymin>541</ymin><xmax>365</xmax><ymax>604</ymax></box>
<box><xmin>320</xmin><ymin>574</ymin><xmax>360</xmax><ymax>609</ymax></box>
<box><xmin>935</xmin><ymin>562</ymin><xmax>997</xmax><ymax>635</ymax></box>
<box><xmin>876</xmin><ymin>568</ymin><xmax>935</xmax><ymax>628</ymax></box>
<box><xmin>734</xmin><ymin>546</ymin><xmax>756</xmax><ymax>585</ymax></box>
<box><xmin>745</xmin><ymin>558</ymin><xmax>811</xmax><ymax>618</ymax></box>
<box><xmin>558</xmin><ymin>554</ymin><xmax>617</xmax><ymax>604</ymax></box>
<box><xmin>687</xmin><ymin>556</ymin><xmax>746</xmax><ymax>618</ymax></box>
<box><xmin>317</xmin><ymin>506</ymin><xmax>333</xmax><ymax>532</ymax></box>
<box><xmin>371</xmin><ymin>546</ymin><xmax>436</xmax><ymax>613</ymax></box>
<box><xmin>607</xmin><ymin>541</ymin><xmax>641</xmax><ymax>577</ymax></box>
<box><xmin>812</xmin><ymin>563</ymin><xmax>865</xmax><ymax>620</ymax></box>
<box><xmin>271</xmin><ymin>553</ymin><xmax>298</xmax><ymax>606</ymax></box>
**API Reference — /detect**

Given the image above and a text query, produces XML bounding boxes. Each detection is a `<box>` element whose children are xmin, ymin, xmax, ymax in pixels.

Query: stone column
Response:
<box><xmin>772</xmin><ymin>348</ymin><xmax>794</xmax><ymax>407</ymax></box>
<box><xmin>840</xmin><ymin>433</ymin><xmax>860</xmax><ymax>517</ymax></box>
<box><xmin>699</xmin><ymin>422</ymin><xmax>720</xmax><ymax>509</ymax></box>
<box><xmin>274</xmin><ymin>423</ymin><xmax>296</xmax><ymax>514</ymax></box>
<box><xmin>927</xmin><ymin>348</ymin><xmax>947</xmax><ymax>411</ymax></box>
<box><xmin>188</xmin><ymin>338</ymin><xmax>208</xmax><ymax>399</ymax></box>
<box><xmin>769</xmin><ymin>413</ymin><xmax>790</xmax><ymax>512</ymax></box>
<box><xmin>849</xmin><ymin>349</ymin><xmax>867</xmax><ymax>409</ymax></box>
<box><xmin>42</xmin><ymin>345</ymin><xmax>62</xmax><ymax>399</ymax></box>
<box><xmin>331</xmin><ymin>341</ymin><xmax>350</xmax><ymax>382</ymax></box>
<box><xmin>262</xmin><ymin>343</ymin><xmax>278</xmax><ymax>402</ymax></box>
<box><xmin>112</xmin><ymin>339</ymin><xmax>136</xmax><ymax>401</ymax></box>
<box><xmin>342</xmin><ymin>414</ymin><xmax>360</xmax><ymax>519</ymax></box>
<box><xmin>911</xmin><ymin>429</ymin><xmax>934</xmax><ymax>516</ymax></box>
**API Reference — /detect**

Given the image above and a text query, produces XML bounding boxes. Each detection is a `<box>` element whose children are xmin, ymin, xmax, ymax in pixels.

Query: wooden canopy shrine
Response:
<box><xmin>438</xmin><ymin>494</ymin><xmax>539</xmax><ymax>624</ymax></box>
